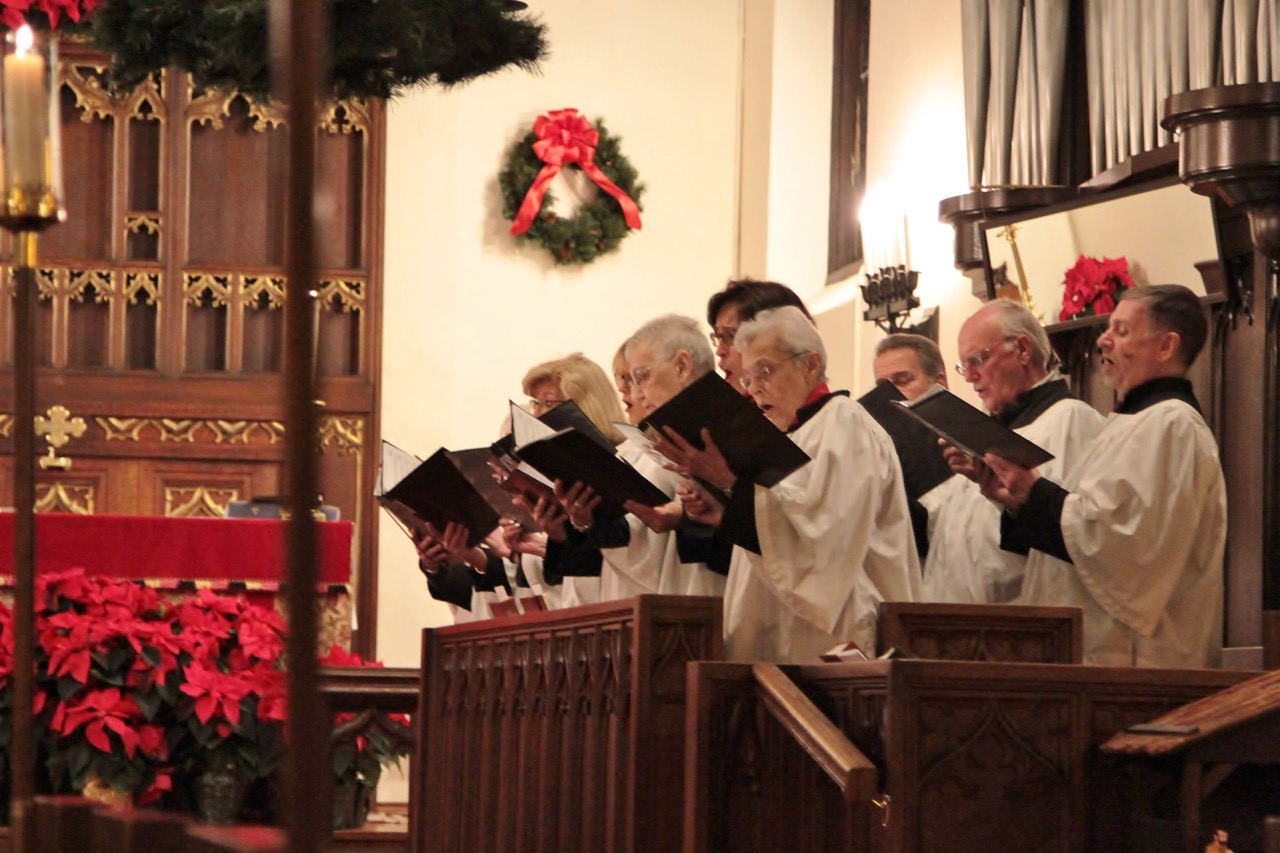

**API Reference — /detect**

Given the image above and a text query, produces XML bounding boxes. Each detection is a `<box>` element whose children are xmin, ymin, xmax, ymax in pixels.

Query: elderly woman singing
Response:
<box><xmin>674</xmin><ymin>306</ymin><xmax>921</xmax><ymax>662</ymax></box>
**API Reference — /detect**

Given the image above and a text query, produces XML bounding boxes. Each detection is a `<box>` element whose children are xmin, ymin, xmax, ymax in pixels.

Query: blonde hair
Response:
<box><xmin>611</xmin><ymin>342</ymin><xmax>629</xmax><ymax>380</ymax></box>
<box><xmin>522</xmin><ymin>353</ymin><xmax>626</xmax><ymax>445</ymax></box>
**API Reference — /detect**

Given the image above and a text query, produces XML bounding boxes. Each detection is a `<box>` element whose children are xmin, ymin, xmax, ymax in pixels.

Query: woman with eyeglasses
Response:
<box><xmin>544</xmin><ymin>316</ymin><xmax>726</xmax><ymax>600</ymax></box>
<box><xmin>674</xmin><ymin>305</ymin><xmax>922</xmax><ymax>663</ymax></box>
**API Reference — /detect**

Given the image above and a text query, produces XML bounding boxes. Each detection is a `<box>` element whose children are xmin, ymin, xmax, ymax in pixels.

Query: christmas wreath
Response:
<box><xmin>500</xmin><ymin>109</ymin><xmax>644</xmax><ymax>265</ymax></box>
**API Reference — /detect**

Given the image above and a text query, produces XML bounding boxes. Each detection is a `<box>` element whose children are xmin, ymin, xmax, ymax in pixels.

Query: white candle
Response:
<box><xmin>4</xmin><ymin>25</ymin><xmax>48</xmax><ymax>191</ymax></box>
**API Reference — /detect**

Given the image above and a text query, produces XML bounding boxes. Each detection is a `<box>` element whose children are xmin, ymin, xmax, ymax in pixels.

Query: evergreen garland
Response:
<box><xmin>57</xmin><ymin>0</ymin><xmax>547</xmax><ymax>100</ymax></box>
<box><xmin>499</xmin><ymin>120</ymin><xmax>644</xmax><ymax>266</ymax></box>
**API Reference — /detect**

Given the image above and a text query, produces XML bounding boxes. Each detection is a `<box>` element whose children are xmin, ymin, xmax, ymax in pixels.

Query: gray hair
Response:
<box><xmin>988</xmin><ymin>298</ymin><xmax>1053</xmax><ymax>370</ymax></box>
<box><xmin>625</xmin><ymin>314</ymin><xmax>716</xmax><ymax>377</ymax></box>
<box><xmin>736</xmin><ymin>306</ymin><xmax>827</xmax><ymax>378</ymax></box>
<box><xmin>875</xmin><ymin>333</ymin><xmax>945</xmax><ymax>379</ymax></box>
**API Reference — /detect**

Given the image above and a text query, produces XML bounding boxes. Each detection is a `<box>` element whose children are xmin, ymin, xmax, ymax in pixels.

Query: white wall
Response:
<box><xmin>378</xmin><ymin>0</ymin><xmax>745</xmax><ymax>665</ymax></box>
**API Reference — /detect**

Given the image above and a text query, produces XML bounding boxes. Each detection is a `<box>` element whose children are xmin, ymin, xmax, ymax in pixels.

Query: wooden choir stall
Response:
<box><xmin>406</xmin><ymin>598</ymin><xmax>1280</xmax><ymax>853</ymax></box>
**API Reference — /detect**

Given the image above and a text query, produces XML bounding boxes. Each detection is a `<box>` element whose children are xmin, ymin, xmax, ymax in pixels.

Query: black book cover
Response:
<box><xmin>896</xmin><ymin>385</ymin><xmax>1054</xmax><ymax>469</ymax></box>
<box><xmin>447</xmin><ymin>448</ymin><xmax>542</xmax><ymax>532</ymax></box>
<box><xmin>514</xmin><ymin>428</ymin><xmax>670</xmax><ymax>510</ymax></box>
<box><xmin>857</xmin><ymin>381</ymin><xmax>955</xmax><ymax>498</ymax></box>
<box><xmin>639</xmin><ymin>371</ymin><xmax>810</xmax><ymax>487</ymax></box>
<box><xmin>378</xmin><ymin>444</ymin><xmax>501</xmax><ymax>547</ymax></box>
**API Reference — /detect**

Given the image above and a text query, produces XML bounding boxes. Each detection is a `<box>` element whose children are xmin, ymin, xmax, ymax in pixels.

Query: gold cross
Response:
<box><xmin>35</xmin><ymin>405</ymin><xmax>87</xmax><ymax>470</ymax></box>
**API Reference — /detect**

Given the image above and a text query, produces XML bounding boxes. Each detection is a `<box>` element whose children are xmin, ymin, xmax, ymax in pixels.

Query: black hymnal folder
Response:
<box><xmin>857</xmin><ymin>381</ymin><xmax>954</xmax><ymax>498</ymax></box>
<box><xmin>375</xmin><ymin>441</ymin><xmax>503</xmax><ymax>547</ymax></box>
<box><xmin>509</xmin><ymin>406</ymin><xmax>670</xmax><ymax>510</ymax></box>
<box><xmin>894</xmin><ymin>385</ymin><xmax>1054</xmax><ymax>469</ymax></box>
<box><xmin>639</xmin><ymin>372</ymin><xmax>810</xmax><ymax>488</ymax></box>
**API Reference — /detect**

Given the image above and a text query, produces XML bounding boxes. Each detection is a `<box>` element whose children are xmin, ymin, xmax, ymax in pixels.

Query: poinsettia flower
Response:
<box><xmin>238</xmin><ymin>618</ymin><xmax>285</xmax><ymax>662</ymax></box>
<box><xmin>319</xmin><ymin>645</ymin><xmax>372</xmax><ymax>667</ymax></box>
<box><xmin>248</xmin><ymin>664</ymin><xmax>288</xmax><ymax>722</ymax></box>
<box><xmin>179</xmin><ymin>660</ymin><xmax>252</xmax><ymax>726</ymax></box>
<box><xmin>137</xmin><ymin>723</ymin><xmax>168</xmax><ymax>760</ymax></box>
<box><xmin>58</xmin><ymin>687</ymin><xmax>143</xmax><ymax>759</ymax></box>
<box><xmin>136</xmin><ymin>769</ymin><xmax>172</xmax><ymax>806</ymax></box>
<box><xmin>0</xmin><ymin>0</ymin><xmax>31</xmax><ymax>30</ymax></box>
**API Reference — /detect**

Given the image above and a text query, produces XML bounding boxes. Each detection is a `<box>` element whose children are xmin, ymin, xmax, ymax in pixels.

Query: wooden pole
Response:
<box><xmin>10</xmin><ymin>231</ymin><xmax>37</xmax><ymax>853</ymax></box>
<box><xmin>273</xmin><ymin>0</ymin><xmax>329</xmax><ymax>850</ymax></box>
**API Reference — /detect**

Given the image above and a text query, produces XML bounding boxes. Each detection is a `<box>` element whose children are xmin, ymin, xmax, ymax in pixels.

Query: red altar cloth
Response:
<box><xmin>0</xmin><ymin>513</ymin><xmax>353</xmax><ymax>587</ymax></box>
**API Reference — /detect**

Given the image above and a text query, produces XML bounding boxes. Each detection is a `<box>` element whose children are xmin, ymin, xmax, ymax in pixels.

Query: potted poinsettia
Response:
<box><xmin>1059</xmin><ymin>255</ymin><xmax>1135</xmax><ymax>322</ymax></box>
<box><xmin>167</xmin><ymin>589</ymin><xmax>287</xmax><ymax>822</ymax></box>
<box><xmin>319</xmin><ymin>645</ymin><xmax>413</xmax><ymax>829</ymax></box>
<box><xmin>25</xmin><ymin>569</ymin><xmax>177</xmax><ymax>806</ymax></box>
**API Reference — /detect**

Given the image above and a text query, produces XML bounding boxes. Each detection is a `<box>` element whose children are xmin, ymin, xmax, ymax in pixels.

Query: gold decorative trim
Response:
<box><xmin>315</xmin><ymin>278</ymin><xmax>365</xmax><ymax>313</ymax></box>
<box><xmin>125</xmin><ymin>214</ymin><xmax>162</xmax><ymax>235</ymax></box>
<box><xmin>0</xmin><ymin>415</ymin><xmax>11</xmax><ymax>437</ymax></box>
<box><xmin>321</xmin><ymin>99</ymin><xmax>372</xmax><ymax>135</ymax></box>
<box><xmin>318</xmin><ymin>416</ymin><xmax>364</xmax><ymax>455</ymax></box>
<box><xmin>246</xmin><ymin>98</ymin><xmax>287</xmax><ymax>131</ymax></box>
<box><xmin>67</xmin><ymin>269</ymin><xmax>115</xmax><ymax>303</ymax></box>
<box><xmin>86</xmin><ymin>416</ymin><xmax>360</xmax><ymax>452</ymax></box>
<box><xmin>186</xmin><ymin>83</ymin><xmax>237</xmax><ymax>130</ymax></box>
<box><xmin>61</xmin><ymin>63</ymin><xmax>115</xmax><ymax>123</ymax></box>
<box><xmin>35</xmin><ymin>484</ymin><xmax>95</xmax><ymax>515</ymax></box>
<box><xmin>184</xmin><ymin>273</ymin><xmax>233</xmax><ymax>308</ymax></box>
<box><xmin>165</xmin><ymin>486</ymin><xmax>240</xmax><ymax>518</ymax></box>
<box><xmin>123</xmin><ymin>271</ymin><xmax>162</xmax><ymax>305</ymax></box>
<box><xmin>242</xmin><ymin>276</ymin><xmax>286</xmax><ymax>310</ymax></box>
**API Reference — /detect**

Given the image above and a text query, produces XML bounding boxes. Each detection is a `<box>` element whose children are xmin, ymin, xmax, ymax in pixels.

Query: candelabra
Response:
<box><xmin>0</xmin><ymin>24</ymin><xmax>64</xmax><ymax>853</ymax></box>
<box><xmin>861</xmin><ymin>265</ymin><xmax>921</xmax><ymax>334</ymax></box>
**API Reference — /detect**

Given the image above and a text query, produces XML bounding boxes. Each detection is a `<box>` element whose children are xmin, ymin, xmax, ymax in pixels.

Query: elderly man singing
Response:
<box><xmin>965</xmin><ymin>285</ymin><xmax>1226</xmax><ymax>668</ymax></box>
<box><xmin>922</xmin><ymin>299</ymin><xmax>1103</xmax><ymax>603</ymax></box>
<box><xmin>678</xmin><ymin>306</ymin><xmax>921</xmax><ymax>662</ymax></box>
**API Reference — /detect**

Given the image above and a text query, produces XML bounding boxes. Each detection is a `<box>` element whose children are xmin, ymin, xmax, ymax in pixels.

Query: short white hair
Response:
<box><xmin>736</xmin><ymin>306</ymin><xmax>827</xmax><ymax>378</ymax></box>
<box><xmin>986</xmin><ymin>299</ymin><xmax>1053</xmax><ymax>370</ymax></box>
<box><xmin>624</xmin><ymin>314</ymin><xmax>716</xmax><ymax>377</ymax></box>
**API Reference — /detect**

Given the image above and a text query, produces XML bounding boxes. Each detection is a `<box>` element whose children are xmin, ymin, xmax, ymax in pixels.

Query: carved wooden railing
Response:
<box><xmin>686</xmin><ymin>660</ymin><xmax>1253</xmax><ymax>853</ymax></box>
<box><xmin>876</xmin><ymin>602</ymin><xmax>1084</xmax><ymax>663</ymax></box>
<box><xmin>412</xmin><ymin>595</ymin><xmax>723</xmax><ymax>853</ymax></box>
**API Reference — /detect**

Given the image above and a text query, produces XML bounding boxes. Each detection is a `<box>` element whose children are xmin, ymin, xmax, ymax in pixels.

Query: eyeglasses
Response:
<box><xmin>709</xmin><ymin>326</ymin><xmax>738</xmax><ymax>347</ymax></box>
<box><xmin>528</xmin><ymin>397</ymin><xmax>567</xmax><ymax>411</ymax></box>
<box><xmin>614</xmin><ymin>374</ymin><xmax>633</xmax><ymax>389</ymax></box>
<box><xmin>631</xmin><ymin>357</ymin><xmax>673</xmax><ymax>388</ymax></box>
<box><xmin>955</xmin><ymin>338</ymin><xmax>1017</xmax><ymax>378</ymax></box>
<box><xmin>738</xmin><ymin>352</ymin><xmax>810</xmax><ymax>390</ymax></box>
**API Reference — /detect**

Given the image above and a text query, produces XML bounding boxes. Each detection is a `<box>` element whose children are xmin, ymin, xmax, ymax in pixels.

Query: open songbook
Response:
<box><xmin>507</xmin><ymin>403</ymin><xmax>670</xmax><ymax>510</ymax></box>
<box><xmin>857</xmin><ymin>380</ymin><xmax>955</xmax><ymax>498</ymax></box>
<box><xmin>893</xmin><ymin>384</ymin><xmax>1054</xmax><ymax>469</ymax></box>
<box><xmin>375</xmin><ymin>440</ymin><xmax>538</xmax><ymax>548</ymax></box>
<box><xmin>638</xmin><ymin>371</ymin><xmax>811</xmax><ymax>487</ymax></box>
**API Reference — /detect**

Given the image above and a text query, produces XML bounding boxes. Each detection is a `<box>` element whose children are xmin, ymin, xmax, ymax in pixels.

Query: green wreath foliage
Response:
<box><xmin>55</xmin><ymin>0</ymin><xmax>547</xmax><ymax>101</ymax></box>
<box><xmin>499</xmin><ymin>119</ymin><xmax>645</xmax><ymax>266</ymax></box>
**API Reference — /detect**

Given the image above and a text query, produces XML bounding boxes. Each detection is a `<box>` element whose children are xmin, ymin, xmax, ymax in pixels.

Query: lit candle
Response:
<box><xmin>4</xmin><ymin>25</ymin><xmax>49</xmax><ymax>191</ymax></box>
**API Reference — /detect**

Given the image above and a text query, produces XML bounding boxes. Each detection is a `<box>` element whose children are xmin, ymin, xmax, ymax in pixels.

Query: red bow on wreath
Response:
<box><xmin>509</xmin><ymin>108</ymin><xmax>643</xmax><ymax>236</ymax></box>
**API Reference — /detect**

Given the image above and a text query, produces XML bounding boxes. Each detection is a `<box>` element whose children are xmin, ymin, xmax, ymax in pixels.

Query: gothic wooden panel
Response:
<box><xmin>414</xmin><ymin>596</ymin><xmax>723</xmax><ymax>853</ymax></box>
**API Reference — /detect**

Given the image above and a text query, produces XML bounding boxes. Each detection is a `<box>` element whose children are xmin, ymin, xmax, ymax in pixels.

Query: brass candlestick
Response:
<box><xmin>0</xmin><ymin>23</ymin><xmax>64</xmax><ymax>853</ymax></box>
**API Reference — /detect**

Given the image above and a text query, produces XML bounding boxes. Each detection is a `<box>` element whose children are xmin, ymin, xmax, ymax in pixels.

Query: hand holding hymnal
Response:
<box><xmin>651</xmin><ymin>425</ymin><xmax>736</xmax><ymax>493</ymax></box>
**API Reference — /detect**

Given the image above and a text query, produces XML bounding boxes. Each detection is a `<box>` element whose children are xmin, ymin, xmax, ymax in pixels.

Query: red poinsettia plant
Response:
<box><xmin>0</xmin><ymin>567</ymin><xmax>288</xmax><ymax>807</ymax></box>
<box><xmin>0</xmin><ymin>0</ymin><xmax>99</xmax><ymax>30</ymax></box>
<box><xmin>320</xmin><ymin>645</ymin><xmax>412</xmax><ymax>791</ymax></box>
<box><xmin>1059</xmin><ymin>254</ymin><xmax>1135</xmax><ymax>322</ymax></box>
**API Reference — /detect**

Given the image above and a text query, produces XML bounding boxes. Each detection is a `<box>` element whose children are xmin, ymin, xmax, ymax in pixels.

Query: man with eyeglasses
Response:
<box><xmin>706</xmin><ymin>279</ymin><xmax>812</xmax><ymax>393</ymax></box>
<box><xmin>960</xmin><ymin>285</ymin><xmax>1225</xmax><ymax>668</ymax></box>
<box><xmin>920</xmin><ymin>299</ymin><xmax>1103</xmax><ymax>604</ymax></box>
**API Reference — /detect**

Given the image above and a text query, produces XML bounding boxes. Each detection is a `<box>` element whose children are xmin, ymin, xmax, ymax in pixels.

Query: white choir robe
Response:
<box><xmin>598</xmin><ymin>439</ymin><xmax>725</xmax><ymax>599</ymax></box>
<box><xmin>921</xmin><ymin>397</ymin><xmax>1104</xmax><ymax>603</ymax></box>
<box><xmin>1018</xmin><ymin>399</ymin><xmax>1226</xmax><ymax>668</ymax></box>
<box><xmin>724</xmin><ymin>395</ymin><xmax>922</xmax><ymax>663</ymax></box>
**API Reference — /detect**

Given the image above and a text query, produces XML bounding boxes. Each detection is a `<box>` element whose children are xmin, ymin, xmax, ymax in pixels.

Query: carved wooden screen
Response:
<box><xmin>0</xmin><ymin>42</ymin><xmax>385</xmax><ymax>654</ymax></box>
